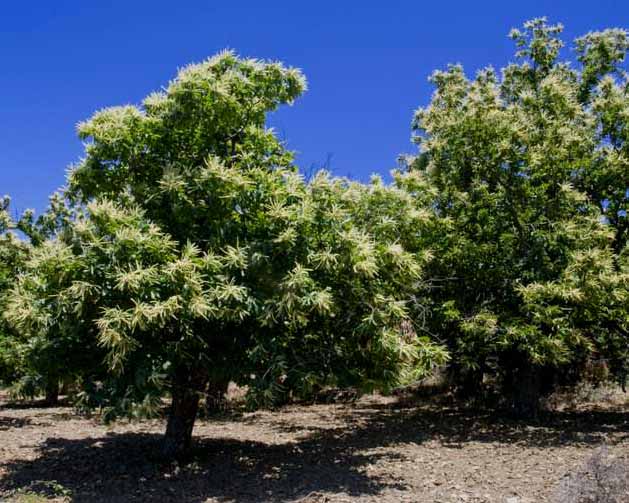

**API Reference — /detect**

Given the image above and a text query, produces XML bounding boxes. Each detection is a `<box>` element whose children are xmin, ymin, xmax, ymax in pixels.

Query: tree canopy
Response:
<box><xmin>4</xmin><ymin>51</ymin><xmax>445</xmax><ymax>457</ymax></box>
<box><xmin>408</xmin><ymin>18</ymin><xmax>629</xmax><ymax>413</ymax></box>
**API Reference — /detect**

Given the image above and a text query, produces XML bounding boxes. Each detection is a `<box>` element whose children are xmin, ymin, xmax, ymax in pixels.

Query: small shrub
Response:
<box><xmin>8</xmin><ymin>480</ymin><xmax>72</xmax><ymax>503</ymax></box>
<box><xmin>544</xmin><ymin>382</ymin><xmax>625</xmax><ymax>411</ymax></box>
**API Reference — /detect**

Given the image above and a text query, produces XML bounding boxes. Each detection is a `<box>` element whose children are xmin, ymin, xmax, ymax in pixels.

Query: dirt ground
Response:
<box><xmin>0</xmin><ymin>389</ymin><xmax>628</xmax><ymax>503</ymax></box>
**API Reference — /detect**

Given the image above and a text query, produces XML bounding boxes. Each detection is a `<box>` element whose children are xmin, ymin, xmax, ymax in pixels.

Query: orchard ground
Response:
<box><xmin>0</xmin><ymin>387</ymin><xmax>628</xmax><ymax>503</ymax></box>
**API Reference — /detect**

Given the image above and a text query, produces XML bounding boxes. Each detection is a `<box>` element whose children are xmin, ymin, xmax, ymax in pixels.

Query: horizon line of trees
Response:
<box><xmin>1</xmin><ymin>17</ymin><xmax>628</xmax><ymax>458</ymax></box>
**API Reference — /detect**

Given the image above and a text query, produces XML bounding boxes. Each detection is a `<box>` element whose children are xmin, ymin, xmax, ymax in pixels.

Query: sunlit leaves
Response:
<box><xmin>7</xmin><ymin>49</ymin><xmax>447</xmax><ymax>418</ymax></box>
<box><xmin>409</xmin><ymin>17</ymin><xmax>629</xmax><ymax>394</ymax></box>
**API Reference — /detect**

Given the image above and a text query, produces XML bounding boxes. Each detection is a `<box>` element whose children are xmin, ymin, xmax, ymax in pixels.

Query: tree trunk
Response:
<box><xmin>508</xmin><ymin>362</ymin><xmax>543</xmax><ymax>419</ymax></box>
<box><xmin>205</xmin><ymin>379</ymin><xmax>229</xmax><ymax>415</ymax></box>
<box><xmin>44</xmin><ymin>380</ymin><xmax>59</xmax><ymax>406</ymax></box>
<box><xmin>162</xmin><ymin>367</ymin><xmax>208</xmax><ymax>459</ymax></box>
<box><xmin>59</xmin><ymin>379</ymin><xmax>72</xmax><ymax>396</ymax></box>
<box><xmin>450</xmin><ymin>364</ymin><xmax>484</xmax><ymax>400</ymax></box>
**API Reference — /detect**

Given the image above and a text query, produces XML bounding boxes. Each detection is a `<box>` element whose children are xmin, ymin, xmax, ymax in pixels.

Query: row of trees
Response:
<box><xmin>1</xmin><ymin>19</ymin><xmax>628</xmax><ymax>457</ymax></box>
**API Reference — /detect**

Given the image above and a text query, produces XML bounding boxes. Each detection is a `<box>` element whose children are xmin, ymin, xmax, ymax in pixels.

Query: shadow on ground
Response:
<box><xmin>0</xmin><ymin>416</ymin><xmax>33</xmax><ymax>430</ymax></box>
<box><xmin>1</xmin><ymin>399</ymin><xmax>628</xmax><ymax>502</ymax></box>
<box><xmin>0</xmin><ymin>398</ymin><xmax>72</xmax><ymax>410</ymax></box>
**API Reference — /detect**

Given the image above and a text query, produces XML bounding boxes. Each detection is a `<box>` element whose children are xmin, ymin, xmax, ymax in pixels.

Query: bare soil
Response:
<box><xmin>0</xmin><ymin>389</ymin><xmax>628</xmax><ymax>502</ymax></box>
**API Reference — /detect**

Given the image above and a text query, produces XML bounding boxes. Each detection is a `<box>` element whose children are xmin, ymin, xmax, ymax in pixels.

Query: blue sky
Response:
<box><xmin>1</xmin><ymin>0</ymin><xmax>627</xmax><ymax>215</ymax></box>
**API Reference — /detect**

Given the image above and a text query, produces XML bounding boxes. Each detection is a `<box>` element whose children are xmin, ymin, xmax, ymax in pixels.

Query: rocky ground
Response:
<box><xmin>0</xmin><ymin>388</ymin><xmax>628</xmax><ymax>502</ymax></box>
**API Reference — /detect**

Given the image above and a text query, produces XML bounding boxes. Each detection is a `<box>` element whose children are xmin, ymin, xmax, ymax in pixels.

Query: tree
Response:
<box><xmin>0</xmin><ymin>197</ymin><xmax>35</xmax><ymax>394</ymax></box>
<box><xmin>6</xmin><ymin>52</ymin><xmax>445</xmax><ymax>457</ymax></box>
<box><xmin>243</xmin><ymin>171</ymin><xmax>447</xmax><ymax>407</ymax></box>
<box><xmin>407</xmin><ymin>18</ymin><xmax>629</xmax><ymax>415</ymax></box>
<box><xmin>0</xmin><ymin>194</ymin><xmax>80</xmax><ymax>404</ymax></box>
<box><xmin>0</xmin><ymin>197</ymin><xmax>26</xmax><ymax>388</ymax></box>
<box><xmin>573</xmin><ymin>29</ymin><xmax>629</xmax><ymax>256</ymax></box>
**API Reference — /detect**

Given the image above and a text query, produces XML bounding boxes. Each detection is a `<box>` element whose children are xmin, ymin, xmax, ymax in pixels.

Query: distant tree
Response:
<box><xmin>0</xmin><ymin>197</ymin><xmax>29</xmax><ymax>389</ymax></box>
<box><xmin>407</xmin><ymin>18</ymin><xmax>629</xmax><ymax>415</ymax></box>
<box><xmin>0</xmin><ymin>194</ymin><xmax>80</xmax><ymax>404</ymax></box>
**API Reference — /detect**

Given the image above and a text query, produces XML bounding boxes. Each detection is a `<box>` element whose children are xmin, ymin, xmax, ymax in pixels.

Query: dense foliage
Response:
<box><xmin>2</xmin><ymin>52</ymin><xmax>445</xmax><ymax>456</ymax></box>
<box><xmin>408</xmin><ymin>18</ymin><xmax>629</xmax><ymax>413</ymax></box>
<box><xmin>0</xmin><ymin>198</ymin><xmax>29</xmax><ymax>388</ymax></box>
<box><xmin>1</xmin><ymin>19</ymin><xmax>628</xmax><ymax>456</ymax></box>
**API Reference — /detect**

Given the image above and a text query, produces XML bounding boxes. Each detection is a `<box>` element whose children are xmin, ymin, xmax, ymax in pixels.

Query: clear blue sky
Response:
<box><xmin>1</xmin><ymin>0</ymin><xmax>627</xmax><ymax>215</ymax></box>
